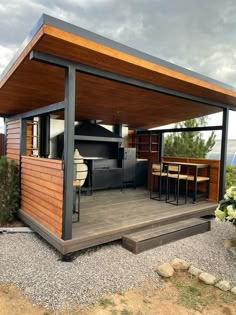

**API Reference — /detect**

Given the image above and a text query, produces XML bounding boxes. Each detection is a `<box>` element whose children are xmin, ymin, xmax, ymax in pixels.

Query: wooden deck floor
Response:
<box><xmin>19</xmin><ymin>188</ymin><xmax>217</xmax><ymax>255</ymax></box>
<box><xmin>68</xmin><ymin>188</ymin><xmax>217</xmax><ymax>253</ymax></box>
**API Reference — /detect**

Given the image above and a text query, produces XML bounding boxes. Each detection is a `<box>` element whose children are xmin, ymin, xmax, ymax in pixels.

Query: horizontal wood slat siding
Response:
<box><xmin>21</xmin><ymin>156</ymin><xmax>64</xmax><ymax>238</ymax></box>
<box><xmin>0</xmin><ymin>133</ymin><xmax>5</xmax><ymax>156</ymax></box>
<box><xmin>163</xmin><ymin>157</ymin><xmax>220</xmax><ymax>202</ymax></box>
<box><xmin>6</xmin><ymin>120</ymin><xmax>20</xmax><ymax>165</ymax></box>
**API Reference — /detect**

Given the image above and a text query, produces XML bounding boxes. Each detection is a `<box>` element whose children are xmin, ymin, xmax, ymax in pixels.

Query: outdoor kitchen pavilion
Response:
<box><xmin>0</xmin><ymin>14</ymin><xmax>235</xmax><ymax>256</ymax></box>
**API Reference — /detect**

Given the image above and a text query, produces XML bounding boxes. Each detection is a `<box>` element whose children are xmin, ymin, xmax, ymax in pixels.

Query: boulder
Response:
<box><xmin>231</xmin><ymin>287</ymin><xmax>236</xmax><ymax>294</ymax></box>
<box><xmin>224</xmin><ymin>239</ymin><xmax>236</xmax><ymax>248</ymax></box>
<box><xmin>198</xmin><ymin>272</ymin><xmax>217</xmax><ymax>285</ymax></box>
<box><xmin>156</xmin><ymin>263</ymin><xmax>174</xmax><ymax>278</ymax></box>
<box><xmin>188</xmin><ymin>265</ymin><xmax>203</xmax><ymax>277</ymax></box>
<box><xmin>170</xmin><ymin>258</ymin><xmax>190</xmax><ymax>271</ymax></box>
<box><xmin>215</xmin><ymin>280</ymin><xmax>231</xmax><ymax>292</ymax></box>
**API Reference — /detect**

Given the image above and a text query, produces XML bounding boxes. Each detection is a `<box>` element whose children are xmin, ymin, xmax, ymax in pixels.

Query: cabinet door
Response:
<box><xmin>108</xmin><ymin>169</ymin><xmax>123</xmax><ymax>188</ymax></box>
<box><xmin>93</xmin><ymin>170</ymin><xmax>109</xmax><ymax>190</ymax></box>
<box><xmin>123</xmin><ymin>149</ymin><xmax>136</xmax><ymax>182</ymax></box>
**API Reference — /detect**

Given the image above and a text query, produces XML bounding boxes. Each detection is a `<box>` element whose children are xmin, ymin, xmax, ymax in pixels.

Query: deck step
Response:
<box><xmin>122</xmin><ymin>218</ymin><xmax>211</xmax><ymax>254</ymax></box>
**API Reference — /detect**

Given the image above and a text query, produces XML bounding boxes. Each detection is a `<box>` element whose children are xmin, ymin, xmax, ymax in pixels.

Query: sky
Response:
<box><xmin>0</xmin><ymin>0</ymin><xmax>236</xmax><ymax>138</ymax></box>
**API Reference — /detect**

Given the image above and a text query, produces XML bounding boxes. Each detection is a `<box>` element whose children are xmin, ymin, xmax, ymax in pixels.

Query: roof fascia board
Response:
<box><xmin>1</xmin><ymin>13</ymin><xmax>234</xmax><ymax>94</ymax></box>
<box><xmin>43</xmin><ymin>14</ymin><xmax>235</xmax><ymax>92</ymax></box>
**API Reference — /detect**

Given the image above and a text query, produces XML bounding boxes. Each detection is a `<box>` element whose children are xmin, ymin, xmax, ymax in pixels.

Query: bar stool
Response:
<box><xmin>166</xmin><ymin>164</ymin><xmax>188</xmax><ymax>205</ymax></box>
<box><xmin>150</xmin><ymin>163</ymin><xmax>168</xmax><ymax>201</ymax></box>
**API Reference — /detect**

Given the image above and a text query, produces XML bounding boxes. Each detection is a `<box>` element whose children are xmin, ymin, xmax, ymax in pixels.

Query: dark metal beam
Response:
<box><xmin>19</xmin><ymin>119</ymin><xmax>27</xmax><ymax>207</ymax></box>
<box><xmin>30</xmin><ymin>50</ymin><xmax>235</xmax><ymax>111</ymax></box>
<box><xmin>6</xmin><ymin>101</ymin><xmax>65</xmax><ymax>122</ymax></box>
<box><xmin>20</xmin><ymin>119</ymin><xmax>27</xmax><ymax>157</ymax></box>
<box><xmin>158</xmin><ymin>132</ymin><xmax>164</xmax><ymax>163</ymax></box>
<box><xmin>113</xmin><ymin>124</ymin><xmax>123</xmax><ymax>138</ymax></box>
<box><xmin>74</xmin><ymin>135</ymin><xmax>122</xmax><ymax>143</ymax></box>
<box><xmin>62</xmin><ymin>66</ymin><xmax>76</xmax><ymax>241</ymax></box>
<box><xmin>219</xmin><ymin>109</ymin><xmax>229</xmax><ymax>200</ymax></box>
<box><xmin>137</xmin><ymin>125</ymin><xmax>223</xmax><ymax>134</ymax></box>
<box><xmin>0</xmin><ymin>114</ymin><xmax>9</xmax><ymax>118</ymax></box>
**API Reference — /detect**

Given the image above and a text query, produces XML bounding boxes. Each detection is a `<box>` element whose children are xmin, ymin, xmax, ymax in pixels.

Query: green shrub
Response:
<box><xmin>225</xmin><ymin>165</ymin><xmax>236</xmax><ymax>190</ymax></box>
<box><xmin>0</xmin><ymin>157</ymin><xmax>19</xmax><ymax>224</ymax></box>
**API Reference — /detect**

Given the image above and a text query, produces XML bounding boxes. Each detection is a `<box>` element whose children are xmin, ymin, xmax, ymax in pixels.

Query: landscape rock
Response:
<box><xmin>231</xmin><ymin>287</ymin><xmax>236</xmax><ymax>294</ymax></box>
<box><xmin>156</xmin><ymin>263</ymin><xmax>174</xmax><ymax>278</ymax></box>
<box><xmin>215</xmin><ymin>280</ymin><xmax>231</xmax><ymax>292</ymax></box>
<box><xmin>198</xmin><ymin>272</ymin><xmax>217</xmax><ymax>285</ymax></box>
<box><xmin>224</xmin><ymin>239</ymin><xmax>236</xmax><ymax>248</ymax></box>
<box><xmin>227</xmin><ymin>247</ymin><xmax>236</xmax><ymax>258</ymax></box>
<box><xmin>170</xmin><ymin>258</ymin><xmax>190</xmax><ymax>271</ymax></box>
<box><xmin>188</xmin><ymin>265</ymin><xmax>203</xmax><ymax>277</ymax></box>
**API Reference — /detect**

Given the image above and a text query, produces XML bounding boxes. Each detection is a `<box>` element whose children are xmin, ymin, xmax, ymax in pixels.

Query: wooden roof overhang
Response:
<box><xmin>1</xmin><ymin>14</ymin><xmax>236</xmax><ymax>129</ymax></box>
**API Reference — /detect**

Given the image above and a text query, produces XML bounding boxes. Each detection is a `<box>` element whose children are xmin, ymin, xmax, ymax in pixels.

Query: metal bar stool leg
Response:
<box><xmin>166</xmin><ymin>176</ymin><xmax>169</xmax><ymax>202</ymax></box>
<box><xmin>159</xmin><ymin>176</ymin><xmax>162</xmax><ymax>200</ymax></box>
<box><xmin>77</xmin><ymin>186</ymin><xmax>81</xmax><ymax>221</ymax></box>
<box><xmin>73</xmin><ymin>187</ymin><xmax>76</xmax><ymax>214</ymax></box>
<box><xmin>150</xmin><ymin>173</ymin><xmax>154</xmax><ymax>199</ymax></box>
<box><xmin>176</xmin><ymin>177</ymin><xmax>180</xmax><ymax>205</ymax></box>
<box><xmin>185</xmin><ymin>180</ymin><xmax>188</xmax><ymax>204</ymax></box>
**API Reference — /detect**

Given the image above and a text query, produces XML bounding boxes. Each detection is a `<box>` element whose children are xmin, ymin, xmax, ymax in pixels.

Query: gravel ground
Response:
<box><xmin>0</xmin><ymin>221</ymin><xmax>236</xmax><ymax>310</ymax></box>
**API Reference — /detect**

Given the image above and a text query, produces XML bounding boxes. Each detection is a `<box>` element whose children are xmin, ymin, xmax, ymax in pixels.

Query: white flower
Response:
<box><xmin>227</xmin><ymin>205</ymin><xmax>234</xmax><ymax>212</ymax></box>
<box><xmin>215</xmin><ymin>209</ymin><xmax>225</xmax><ymax>220</ymax></box>
<box><xmin>228</xmin><ymin>208</ymin><xmax>236</xmax><ymax>219</ymax></box>
<box><xmin>226</xmin><ymin>186</ymin><xmax>236</xmax><ymax>199</ymax></box>
<box><xmin>224</xmin><ymin>193</ymin><xmax>230</xmax><ymax>200</ymax></box>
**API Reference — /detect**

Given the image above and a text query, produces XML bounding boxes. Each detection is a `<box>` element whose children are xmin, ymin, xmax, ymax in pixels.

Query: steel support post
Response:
<box><xmin>158</xmin><ymin>132</ymin><xmax>163</xmax><ymax>163</ymax></box>
<box><xmin>62</xmin><ymin>66</ymin><xmax>76</xmax><ymax>240</ymax></box>
<box><xmin>113</xmin><ymin>124</ymin><xmax>122</xmax><ymax>137</ymax></box>
<box><xmin>20</xmin><ymin>119</ymin><xmax>27</xmax><ymax>157</ymax></box>
<box><xmin>219</xmin><ymin>108</ymin><xmax>229</xmax><ymax>200</ymax></box>
<box><xmin>19</xmin><ymin>119</ymin><xmax>27</xmax><ymax>207</ymax></box>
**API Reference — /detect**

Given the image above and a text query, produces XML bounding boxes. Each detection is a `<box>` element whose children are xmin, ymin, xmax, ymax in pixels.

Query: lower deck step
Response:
<box><xmin>122</xmin><ymin>218</ymin><xmax>211</xmax><ymax>254</ymax></box>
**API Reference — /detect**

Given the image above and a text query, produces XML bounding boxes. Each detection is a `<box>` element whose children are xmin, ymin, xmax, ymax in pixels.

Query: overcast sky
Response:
<box><xmin>0</xmin><ymin>0</ymin><xmax>236</xmax><ymax>137</ymax></box>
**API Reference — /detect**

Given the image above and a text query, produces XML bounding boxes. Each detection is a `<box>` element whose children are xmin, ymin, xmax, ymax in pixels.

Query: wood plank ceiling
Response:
<box><xmin>1</xmin><ymin>16</ymin><xmax>236</xmax><ymax>128</ymax></box>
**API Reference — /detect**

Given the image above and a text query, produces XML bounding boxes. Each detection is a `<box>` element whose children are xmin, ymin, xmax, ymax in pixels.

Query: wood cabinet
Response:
<box><xmin>128</xmin><ymin>132</ymin><xmax>160</xmax><ymax>156</ymax></box>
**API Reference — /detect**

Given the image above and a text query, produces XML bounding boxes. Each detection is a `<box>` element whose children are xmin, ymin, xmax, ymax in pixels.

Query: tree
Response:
<box><xmin>164</xmin><ymin>117</ymin><xmax>216</xmax><ymax>158</ymax></box>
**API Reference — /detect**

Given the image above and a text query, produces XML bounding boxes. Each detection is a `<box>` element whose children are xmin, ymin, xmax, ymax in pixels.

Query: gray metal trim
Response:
<box><xmin>3</xmin><ymin>118</ymin><xmax>7</xmax><ymax>156</ymax></box>
<box><xmin>137</xmin><ymin>125</ymin><xmax>224</xmax><ymax>134</ymax></box>
<box><xmin>19</xmin><ymin>119</ymin><xmax>27</xmax><ymax>209</ymax></box>
<box><xmin>7</xmin><ymin>101</ymin><xmax>65</xmax><ymax>121</ymax></box>
<box><xmin>62</xmin><ymin>67</ymin><xmax>76</xmax><ymax>241</ymax></box>
<box><xmin>20</xmin><ymin>119</ymin><xmax>27</xmax><ymax>156</ymax></box>
<box><xmin>219</xmin><ymin>108</ymin><xmax>229</xmax><ymax>200</ymax></box>
<box><xmin>30</xmin><ymin>50</ymin><xmax>235</xmax><ymax>110</ymax></box>
<box><xmin>74</xmin><ymin>135</ymin><xmax>122</xmax><ymax>142</ymax></box>
<box><xmin>158</xmin><ymin>132</ymin><xmax>164</xmax><ymax>163</ymax></box>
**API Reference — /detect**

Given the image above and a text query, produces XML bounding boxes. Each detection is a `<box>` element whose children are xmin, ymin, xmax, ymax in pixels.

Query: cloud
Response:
<box><xmin>1</xmin><ymin>0</ymin><xmax>236</xmax><ymax>88</ymax></box>
<box><xmin>1</xmin><ymin>0</ymin><xmax>236</xmax><ymax>136</ymax></box>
